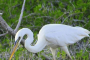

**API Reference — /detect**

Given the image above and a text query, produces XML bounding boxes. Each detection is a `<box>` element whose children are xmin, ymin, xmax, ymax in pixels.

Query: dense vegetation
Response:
<box><xmin>0</xmin><ymin>0</ymin><xmax>90</xmax><ymax>60</ymax></box>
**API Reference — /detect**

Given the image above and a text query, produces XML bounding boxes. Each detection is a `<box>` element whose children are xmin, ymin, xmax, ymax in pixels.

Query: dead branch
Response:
<box><xmin>0</xmin><ymin>32</ymin><xmax>8</xmax><ymax>37</ymax></box>
<box><xmin>0</xmin><ymin>16</ymin><xmax>15</xmax><ymax>36</ymax></box>
<box><xmin>14</xmin><ymin>0</ymin><xmax>26</xmax><ymax>33</ymax></box>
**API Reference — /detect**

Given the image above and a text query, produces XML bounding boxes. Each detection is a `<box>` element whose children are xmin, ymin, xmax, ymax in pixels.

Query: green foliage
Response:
<box><xmin>76</xmin><ymin>50</ymin><xmax>89</xmax><ymax>60</ymax></box>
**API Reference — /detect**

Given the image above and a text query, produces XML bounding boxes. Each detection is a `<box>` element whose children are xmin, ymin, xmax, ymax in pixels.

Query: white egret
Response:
<box><xmin>9</xmin><ymin>24</ymin><xmax>90</xmax><ymax>60</ymax></box>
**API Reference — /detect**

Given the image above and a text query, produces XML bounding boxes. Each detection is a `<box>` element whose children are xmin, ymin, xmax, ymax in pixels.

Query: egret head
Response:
<box><xmin>9</xmin><ymin>28</ymin><xmax>33</xmax><ymax>60</ymax></box>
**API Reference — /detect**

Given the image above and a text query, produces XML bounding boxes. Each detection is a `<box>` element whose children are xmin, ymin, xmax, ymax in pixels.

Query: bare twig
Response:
<box><xmin>73</xmin><ymin>19</ymin><xmax>85</xmax><ymax>23</ymax></box>
<box><xmin>70</xmin><ymin>0</ymin><xmax>75</xmax><ymax>10</ymax></box>
<box><xmin>14</xmin><ymin>0</ymin><xmax>26</xmax><ymax>33</ymax></box>
<box><xmin>42</xmin><ymin>53</ymin><xmax>51</xmax><ymax>60</ymax></box>
<box><xmin>62</xmin><ymin>12</ymin><xmax>83</xmax><ymax>23</ymax></box>
<box><xmin>12</xmin><ymin>4</ymin><xmax>21</xmax><ymax>8</ymax></box>
<box><xmin>36</xmin><ymin>16</ymin><xmax>53</xmax><ymax>19</ymax></box>
<box><xmin>24</xmin><ymin>13</ymin><xmax>40</xmax><ymax>18</ymax></box>
<box><xmin>57</xmin><ymin>12</ymin><xmax>69</xmax><ymax>20</ymax></box>
<box><xmin>0</xmin><ymin>32</ymin><xmax>8</xmax><ymax>37</ymax></box>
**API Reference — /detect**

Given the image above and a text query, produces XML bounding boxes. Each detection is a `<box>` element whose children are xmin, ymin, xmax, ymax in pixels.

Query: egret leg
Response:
<box><xmin>50</xmin><ymin>47</ymin><xmax>56</xmax><ymax>60</ymax></box>
<box><xmin>61</xmin><ymin>46</ymin><xmax>72</xmax><ymax>60</ymax></box>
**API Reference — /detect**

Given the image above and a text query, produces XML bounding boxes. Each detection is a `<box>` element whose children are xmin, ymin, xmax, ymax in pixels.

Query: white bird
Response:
<box><xmin>9</xmin><ymin>24</ymin><xmax>90</xmax><ymax>60</ymax></box>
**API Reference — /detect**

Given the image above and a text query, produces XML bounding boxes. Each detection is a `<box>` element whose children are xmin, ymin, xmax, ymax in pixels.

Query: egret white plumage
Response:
<box><xmin>9</xmin><ymin>24</ymin><xmax>90</xmax><ymax>60</ymax></box>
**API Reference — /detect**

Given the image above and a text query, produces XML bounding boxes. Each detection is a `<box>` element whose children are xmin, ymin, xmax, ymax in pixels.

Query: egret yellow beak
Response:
<box><xmin>9</xmin><ymin>41</ymin><xmax>19</xmax><ymax>60</ymax></box>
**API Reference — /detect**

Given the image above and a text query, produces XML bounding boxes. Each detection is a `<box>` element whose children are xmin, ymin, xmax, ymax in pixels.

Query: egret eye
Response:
<box><xmin>23</xmin><ymin>34</ymin><xmax>27</xmax><ymax>40</ymax></box>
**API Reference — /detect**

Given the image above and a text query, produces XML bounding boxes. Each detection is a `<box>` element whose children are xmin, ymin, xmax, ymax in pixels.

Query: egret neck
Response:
<box><xmin>25</xmin><ymin>33</ymin><xmax>47</xmax><ymax>53</ymax></box>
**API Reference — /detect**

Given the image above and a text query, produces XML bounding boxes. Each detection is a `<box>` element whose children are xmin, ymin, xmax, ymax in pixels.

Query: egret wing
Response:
<box><xmin>45</xmin><ymin>26</ymin><xmax>90</xmax><ymax>46</ymax></box>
